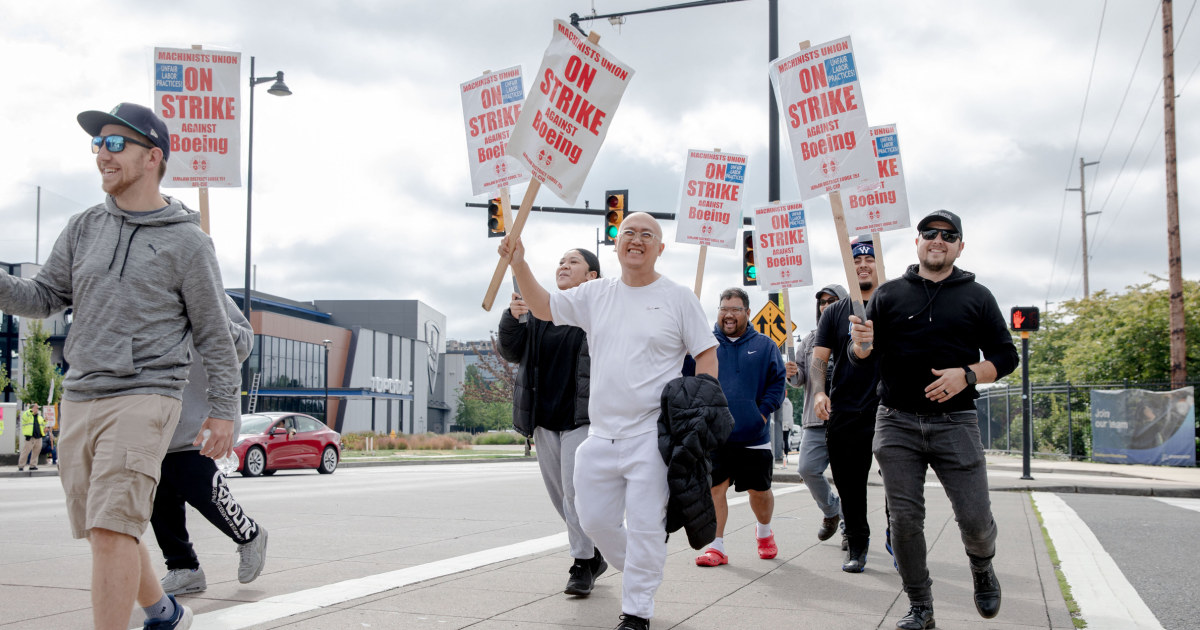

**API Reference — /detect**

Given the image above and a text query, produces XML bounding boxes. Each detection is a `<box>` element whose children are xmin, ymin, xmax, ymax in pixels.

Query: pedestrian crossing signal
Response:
<box><xmin>1010</xmin><ymin>306</ymin><xmax>1040</xmax><ymax>331</ymax></box>
<box><xmin>604</xmin><ymin>190</ymin><xmax>627</xmax><ymax>245</ymax></box>
<box><xmin>487</xmin><ymin>198</ymin><xmax>505</xmax><ymax>238</ymax></box>
<box><xmin>743</xmin><ymin>230</ymin><xmax>757</xmax><ymax>286</ymax></box>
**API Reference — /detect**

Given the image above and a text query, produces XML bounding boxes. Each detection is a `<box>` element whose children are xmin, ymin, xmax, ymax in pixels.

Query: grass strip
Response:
<box><xmin>1030</xmin><ymin>494</ymin><xmax>1087</xmax><ymax>629</ymax></box>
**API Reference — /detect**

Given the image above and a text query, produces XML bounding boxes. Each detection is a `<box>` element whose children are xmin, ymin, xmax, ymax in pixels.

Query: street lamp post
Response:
<box><xmin>242</xmin><ymin>56</ymin><xmax>290</xmax><ymax>411</ymax></box>
<box><xmin>243</xmin><ymin>56</ymin><xmax>292</xmax><ymax>323</ymax></box>
<box><xmin>322</xmin><ymin>339</ymin><xmax>332</xmax><ymax>424</ymax></box>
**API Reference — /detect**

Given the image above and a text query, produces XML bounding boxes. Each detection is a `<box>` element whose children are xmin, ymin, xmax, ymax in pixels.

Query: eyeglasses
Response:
<box><xmin>919</xmin><ymin>228</ymin><xmax>961</xmax><ymax>243</ymax></box>
<box><xmin>717</xmin><ymin>306</ymin><xmax>746</xmax><ymax>314</ymax></box>
<box><xmin>92</xmin><ymin>134</ymin><xmax>155</xmax><ymax>154</ymax></box>
<box><xmin>620</xmin><ymin>229</ymin><xmax>659</xmax><ymax>243</ymax></box>
<box><xmin>818</xmin><ymin>297</ymin><xmax>839</xmax><ymax>306</ymax></box>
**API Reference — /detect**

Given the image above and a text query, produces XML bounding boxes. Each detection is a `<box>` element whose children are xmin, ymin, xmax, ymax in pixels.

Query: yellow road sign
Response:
<box><xmin>751</xmin><ymin>301</ymin><xmax>796</xmax><ymax>348</ymax></box>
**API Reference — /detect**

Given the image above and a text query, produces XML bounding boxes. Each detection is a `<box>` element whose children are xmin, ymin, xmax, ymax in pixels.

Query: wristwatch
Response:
<box><xmin>963</xmin><ymin>365</ymin><xmax>977</xmax><ymax>386</ymax></box>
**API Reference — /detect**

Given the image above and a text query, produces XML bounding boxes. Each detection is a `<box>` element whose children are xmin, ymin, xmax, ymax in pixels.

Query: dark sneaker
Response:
<box><xmin>972</xmin><ymin>561</ymin><xmax>1002</xmax><ymax>618</ymax></box>
<box><xmin>565</xmin><ymin>558</ymin><xmax>596</xmax><ymax>596</ymax></box>
<box><xmin>895</xmin><ymin>604</ymin><xmax>934</xmax><ymax>630</ymax></box>
<box><xmin>842</xmin><ymin>542</ymin><xmax>868</xmax><ymax>573</ymax></box>
<box><xmin>161</xmin><ymin>567</ymin><xmax>207</xmax><ymax>595</ymax></box>
<box><xmin>29</xmin><ymin>466</ymin><xmax>38</xmax><ymax>470</ymax></box>
<box><xmin>143</xmin><ymin>594</ymin><xmax>193</xmax><ymax>629</ymax></box>
<box><xmin>591</xmin><ymin>549</ymin><xmax>608</xmax><ymax>579</ymax></box>
<box><xmin>616</xmin><ymin>613</ymin><xmax>649</xmax><ymax>630</ymax></box>
<box><xmin>817</xmin><ymin>514</ymin><xmax>840</xmax><ymax>541</ymax></box>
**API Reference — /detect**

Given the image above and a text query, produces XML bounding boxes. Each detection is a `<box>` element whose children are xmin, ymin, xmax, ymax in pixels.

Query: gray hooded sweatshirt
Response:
<box><xmin>0</xmin><ymin>195</ymin><xmax>241</xmax><ymax>421</ymax></box>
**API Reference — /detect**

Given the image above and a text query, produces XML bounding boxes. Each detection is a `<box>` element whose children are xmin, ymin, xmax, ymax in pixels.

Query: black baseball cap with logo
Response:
<box><xmin>77</xmin><ymin>103</ymin><xmax>171</xmax><ymax>161</ymax></box>
<box><xmin>916</xmin><ymin>209</ymin><xmax>963</xmax><ymax>238</ymax></box>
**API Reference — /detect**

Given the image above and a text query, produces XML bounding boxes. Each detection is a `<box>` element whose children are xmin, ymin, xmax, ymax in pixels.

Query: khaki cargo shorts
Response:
<box><xmin>59</xmin><ymin>394</ymin><xmax>182</xmax><ymax>540</ymax></box>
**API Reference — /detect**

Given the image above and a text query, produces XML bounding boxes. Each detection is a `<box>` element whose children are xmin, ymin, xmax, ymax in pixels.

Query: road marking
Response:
<box><xmin>193</xmin><ymin>532</ymin><xmax>569</xmax><ymax>628</ymax></box>
<box><xmin>194</xmin><ymin>484</ymin><xmax>807</xmax><ymax>628</ymax></box>
<box><xmin>1032</xmin><ymin>492</ymin><xmax>1164</xmax><ymax>630</ymax></box>
<box><xmin>1155</xmin><ymin>497</ymin><xmax>1200</xmax><ymax>514</ymax></box>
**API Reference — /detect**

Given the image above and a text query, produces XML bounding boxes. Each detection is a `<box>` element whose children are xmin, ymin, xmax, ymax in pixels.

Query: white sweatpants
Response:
<box><xmin>573</xmin><ymin>431</ymin><xmax>668</xmax><ymax>619</ymax></box>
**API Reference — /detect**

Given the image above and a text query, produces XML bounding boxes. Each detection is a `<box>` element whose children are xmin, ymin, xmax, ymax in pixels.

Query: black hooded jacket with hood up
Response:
<box><xmin>860</xmin><ymin>264</ymin><xmax>1018</xmax><ymax>414</ymax></box>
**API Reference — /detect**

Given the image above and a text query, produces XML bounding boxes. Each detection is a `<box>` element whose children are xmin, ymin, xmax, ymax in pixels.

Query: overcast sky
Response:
<box><xmin>2</xmin><ymin>0</ymin><xmax>1196</xmax><ymax>341</ymax></box>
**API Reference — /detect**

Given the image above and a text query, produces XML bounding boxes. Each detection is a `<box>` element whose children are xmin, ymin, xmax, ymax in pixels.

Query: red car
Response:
<box><xmin>233</xmin><ymin>412</ymin><xmax>341</xmax><ymax>477</ymax></box>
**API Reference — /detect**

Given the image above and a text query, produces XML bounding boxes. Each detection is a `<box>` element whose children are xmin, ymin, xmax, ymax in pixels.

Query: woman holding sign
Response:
<box><xmin>497</xmin><ymin>248</ymin><xmax>606</xmax><ymax>597</ymax></box>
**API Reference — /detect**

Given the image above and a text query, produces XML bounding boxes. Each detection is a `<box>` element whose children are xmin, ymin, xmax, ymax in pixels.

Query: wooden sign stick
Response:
<box><xmin>482</xmin><ymin>179</ymin><xmax>540</xmax><ymax>311</ymax></box>
<box><xmin>872</xmin><ymin>231</ymin><xmax>887</xmax><ymax>283</ymax></box>
<box><xmin>192</xmin><ymin>44</ymin><xmax>211</xmax><ymax>235</ymax></box>
<box><xmin>781</xmin><ymin>288</ymin><xmax>796</xmax><ymax>363</ymax></box>
<box><xmin>481</xmin><ymin>31</ymin><xmax>602</xmax><ymax>312</ymax></box>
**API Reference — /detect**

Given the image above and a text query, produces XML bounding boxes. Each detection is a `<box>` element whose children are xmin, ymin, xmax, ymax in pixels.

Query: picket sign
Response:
<box><xmin>691</xmin><ymin>146</ymin><xmax>723</xmax><ymax>298</ymax></box>
<box><xmin>481</xmin><ymin>30</ymin><xmax>603</xmax><ymax>312</ymax></box>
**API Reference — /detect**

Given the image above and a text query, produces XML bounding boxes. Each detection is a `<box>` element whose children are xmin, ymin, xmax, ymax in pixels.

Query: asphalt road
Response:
<box><xmin>1058</xmin><ymin>494</ymin><xmax>1200</xmax><ymax>630</ymax></box>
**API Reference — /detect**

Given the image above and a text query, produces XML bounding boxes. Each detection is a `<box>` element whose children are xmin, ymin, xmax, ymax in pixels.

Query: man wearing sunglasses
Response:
<box><xmin>784</xmin><ymin>283</ymin><xmax>847</xmax><ymax>544</ymax></box>
<box><xmin>848</xmin><ymin>210</ymin><xmax>1018</xmax><ymax>630</ymax></box>
<box><xmin>498</xmin><ymin>212</ymin><xmax>718</xmax><ymax>630</ymax></box>
<box><xmin>0</xmin><ymin>102</ymin><xmax>240</xmax><ymax>630</ymax></box>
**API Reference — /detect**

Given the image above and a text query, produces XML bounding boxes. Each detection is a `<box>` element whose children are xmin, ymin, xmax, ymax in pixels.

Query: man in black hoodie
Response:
<box><xmin>849</xmin><ymin>210</ymin><xmax>1018</xmax><ymax>630</ymax></box>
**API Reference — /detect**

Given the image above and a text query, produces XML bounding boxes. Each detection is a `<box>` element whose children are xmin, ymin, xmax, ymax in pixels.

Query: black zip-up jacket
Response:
<box><xmin>860</xmin><ymin>264</ymin><xmax>1018</xmax><ymax>414</ymax></box>
<box><xmin>497</xmin><ymin>309</ymin><xmax>590</xmax><ymax>437</ymax></box>
<box><xmin>657</xmin><ymin>374</ymin><xmax>735</xmax><ymax>550</ymax></box>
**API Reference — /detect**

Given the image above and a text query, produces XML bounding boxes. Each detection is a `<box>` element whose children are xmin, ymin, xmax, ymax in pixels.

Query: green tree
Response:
<box><xmin>19</xmin><ymin>321</ymin><xmax>63</xmax><ymax>406</ymax></box>
<box><xmin>453</xmin><ymin>363</ymin><xmax>513</xmax><ymax>432</ymax></box>
<box><xmin>1020</xmin><ymin>277</ymin><xmax>1199</xmax><ymax>384</ymax></box>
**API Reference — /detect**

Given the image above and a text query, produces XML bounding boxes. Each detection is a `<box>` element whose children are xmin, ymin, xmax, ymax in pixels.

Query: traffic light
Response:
<box><xmin>742</xmin><ymin>230</ymin><xmax>757</xmax><ymax>286</ymax></box>
<box><xmin>487</xmin><ymin>198</ymin><xmax>505</xmax><ymax>238</ymax></box>
<box><xmin>603</xmin><ymin>189</ymin><xmax>627</xmax><ymax>245</ymax></box>
<box><xmin>1010</xmin><ymin>306</ymin><xmax>1040</xmax><ymax>331</ymax></box>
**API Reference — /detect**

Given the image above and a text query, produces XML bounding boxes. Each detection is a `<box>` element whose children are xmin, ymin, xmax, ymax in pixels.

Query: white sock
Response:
<box><xmin>756</xmin><ymin>522</ymin><xmax>772</xmax><ymax>538</ymax></box>
<box><xmin>708</xmin><ymin>537</ymin><xmax>725</xmax><ymax>554</ymax></box>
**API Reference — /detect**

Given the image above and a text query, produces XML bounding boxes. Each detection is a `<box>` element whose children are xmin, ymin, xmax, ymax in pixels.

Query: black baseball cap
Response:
<box><xmin>77</xmin><ymin>103</ymin><xmax>171</xmax><ymax>161</ymax></box>
<box><xmin>916</xmin><ymin>209</ymin><xmax>963</xmax><ymax>237</ymax></box>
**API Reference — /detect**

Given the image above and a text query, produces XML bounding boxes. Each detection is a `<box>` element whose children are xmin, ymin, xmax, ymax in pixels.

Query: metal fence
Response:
<box><xmin>975</xmin><ymin>380</ymin><xmax>1199</xmax><ymax>461</ymax></box>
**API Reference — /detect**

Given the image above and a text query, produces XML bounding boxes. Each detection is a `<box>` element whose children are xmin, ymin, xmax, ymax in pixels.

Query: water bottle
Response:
<box><xmin>200</xmin><ymin>429</ymin><xmax>240</xmax><ymax>475</ymax></box>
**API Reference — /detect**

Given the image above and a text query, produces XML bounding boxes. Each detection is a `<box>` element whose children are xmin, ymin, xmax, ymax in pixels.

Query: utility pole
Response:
<box><xmin>1162</xmin><ymin>0</ymin><xmax>1187</xmax><ymax>388</ymax></box>
<box><xmin>1066</xmin><ymin>158</ymin><xmax>1099</xmax><ymax>298</ymax></box>
<box><xmin>35</xmin><ymin>186</ymin><xmax>41</xmax><ymax>265</ymax></box>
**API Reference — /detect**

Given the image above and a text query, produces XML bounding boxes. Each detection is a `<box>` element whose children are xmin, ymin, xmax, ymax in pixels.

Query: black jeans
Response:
<box><xmin>873</xmin><ymin>405</ymin><xmax>997</xmax><ymax>605</ymax></box>
<box><xmin>150</xmin><ymin>450</ymin><xmax>260</xmax><ymax>570</ymax></box>
<box><xmin>826</xmin><ymin>406</ymin><xmax>877</xmax><ymax>549</ymax></box>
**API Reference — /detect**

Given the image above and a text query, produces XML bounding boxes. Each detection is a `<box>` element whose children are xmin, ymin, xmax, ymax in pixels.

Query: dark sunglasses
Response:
<box><xmin>919</xmin><ymin>228</ymin><xmax>961</xmax><ymax>243</ymax></box>
<box><xmin>818</xmin><ymin>296</ymin><xmax>839</xmax><ymax>306</ymax></box>
<box><xmin>91</xmin><ymin>134</ymin><xmax>155</xmax><ymax>154</ymax></box>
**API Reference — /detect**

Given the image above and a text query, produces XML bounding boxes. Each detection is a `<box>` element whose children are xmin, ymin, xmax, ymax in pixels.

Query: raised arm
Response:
<box><xmin>498</xmin><ymin>236</ymin><xmax>551</xmax><ymax>321</ymax></box>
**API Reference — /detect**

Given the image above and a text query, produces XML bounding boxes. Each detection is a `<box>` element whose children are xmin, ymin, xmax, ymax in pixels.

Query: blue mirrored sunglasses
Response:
<box><xmin>91</xmin><ymin>134</ymin><xmax>155</xmax><ymax>154</ymax></box>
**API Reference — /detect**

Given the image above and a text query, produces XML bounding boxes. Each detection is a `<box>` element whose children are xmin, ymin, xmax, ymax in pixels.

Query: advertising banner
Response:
<box><xmin>505</xmin><ymin>19</ymin><xmax>635</xmax><ymax>205</ymax></box>
<box><xmin>844</xmin><ymin>124</ymin><xmax>911</xmax><ymax>236</ymax></box>
<box><xmin>1092</xmin><ymin>387</ymin><xmax>1196</xmax><ymax>467</ymax></box>
<box><xmin>751</xmin><ymin>201</ymin><xmax>813</xmax><ymax>291</ymax></box>
<box><xmin>769</xmin><ymin>37</ymin><xmax>878</xmax><ymax>200</ymax></box>
<box><xmin>153</xmin><ymin>47</ymin><xmax>241</xmax><ymax>188</ymax></box>
<box><xmin>674</xmin><ymin>150</ymin><xmax>747</xmax><ymax>249</ymax></box>
<box><xmin>460</xmin><ymin>66</ymin><xmax>531</xmax><ymax>196</ymax></box>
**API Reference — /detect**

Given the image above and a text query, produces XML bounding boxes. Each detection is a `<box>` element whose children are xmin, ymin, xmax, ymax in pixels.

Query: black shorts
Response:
<box><xmin>710</xmin><ymin>445</ymin><xmax>773</xmax><ymax>492</ymax></box>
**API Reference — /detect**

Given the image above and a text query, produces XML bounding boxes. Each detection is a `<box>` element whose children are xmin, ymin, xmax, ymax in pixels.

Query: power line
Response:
<box><xmin>1046</xmin><ymin>0</ymin><xmax>1108</xmax><ymax>305</ymax></box>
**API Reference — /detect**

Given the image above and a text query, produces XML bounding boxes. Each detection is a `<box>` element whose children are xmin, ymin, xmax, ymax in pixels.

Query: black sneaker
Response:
<box><xmin>616</xmin><ymin>613</ymin><xmax>649</xmax><ymax>630</ymax></box>
<box><xmin>895</xmin><ymin>604</ymin><xmax>934</xmax><ymax>629</ymax></box>
<box><xmin>817</xmin><ymin>514</ymin><xmax>840</xmax><ymax>541</ymax></box>
<box><xmin>29</xmin><ymin>466</ymin><xmax>38</xmax><ymax>471</ymax></box>
<box><xmin>842</xmin><ymin>542</ymin><xmax>868</xmax><ymax>573</ymax></box>
<box><xmin>565</xmin><ymin>559</ymin><xmax>595</xmax><ymax>596</ymax></box>
<box><xmin>591</xmin><ymin>549</ymin><xmax>608</xmax><ymax>579</ymax></box>
<box><xmin>971</xmin><ymin>561</ymin><xmax>1002</xmax><ymax>618</ymax></box>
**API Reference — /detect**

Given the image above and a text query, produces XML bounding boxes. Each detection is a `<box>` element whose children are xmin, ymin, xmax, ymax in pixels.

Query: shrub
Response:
<box><xmin>473</xmin><ymin>431</ymin><xmax>526</xmax><ymax>446</ymax></box>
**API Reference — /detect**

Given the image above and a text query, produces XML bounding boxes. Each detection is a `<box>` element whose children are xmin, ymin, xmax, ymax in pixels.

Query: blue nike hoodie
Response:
<box><xmin>713</xmin><ymin>323</ymin><xmax>786</xmax><ymax>447</ymax></box>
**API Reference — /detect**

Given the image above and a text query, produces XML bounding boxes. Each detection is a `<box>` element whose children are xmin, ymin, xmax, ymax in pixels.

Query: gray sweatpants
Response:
<box><xmin>535</xmin><ymin>425</ymin><xmax>595</xmax><ymax>560</ymax></box>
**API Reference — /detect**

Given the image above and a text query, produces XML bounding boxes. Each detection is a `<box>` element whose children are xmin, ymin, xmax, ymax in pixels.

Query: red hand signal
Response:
<box><xmin>1012</xmin><ymin>310</ymin><xmax>1025</xmax><ymax>329</ymax></box>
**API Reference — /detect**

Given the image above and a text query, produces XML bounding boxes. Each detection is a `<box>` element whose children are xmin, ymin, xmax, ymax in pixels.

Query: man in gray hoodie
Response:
<box><xmin>785</xmin><ymin>284</ymin><xmax>847</xmax><ymax>544</ymax></box>
<box><xmin>0</xmin><ymin>102</ymin><xmax>240</xmax><ymax>630</ymax></box>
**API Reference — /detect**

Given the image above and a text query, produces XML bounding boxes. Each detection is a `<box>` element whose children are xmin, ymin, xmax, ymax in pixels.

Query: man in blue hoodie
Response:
<box><xmin>694</xmin><ymin>288</ymin><xmax>786</xmax><ymax>567</ymax></box>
